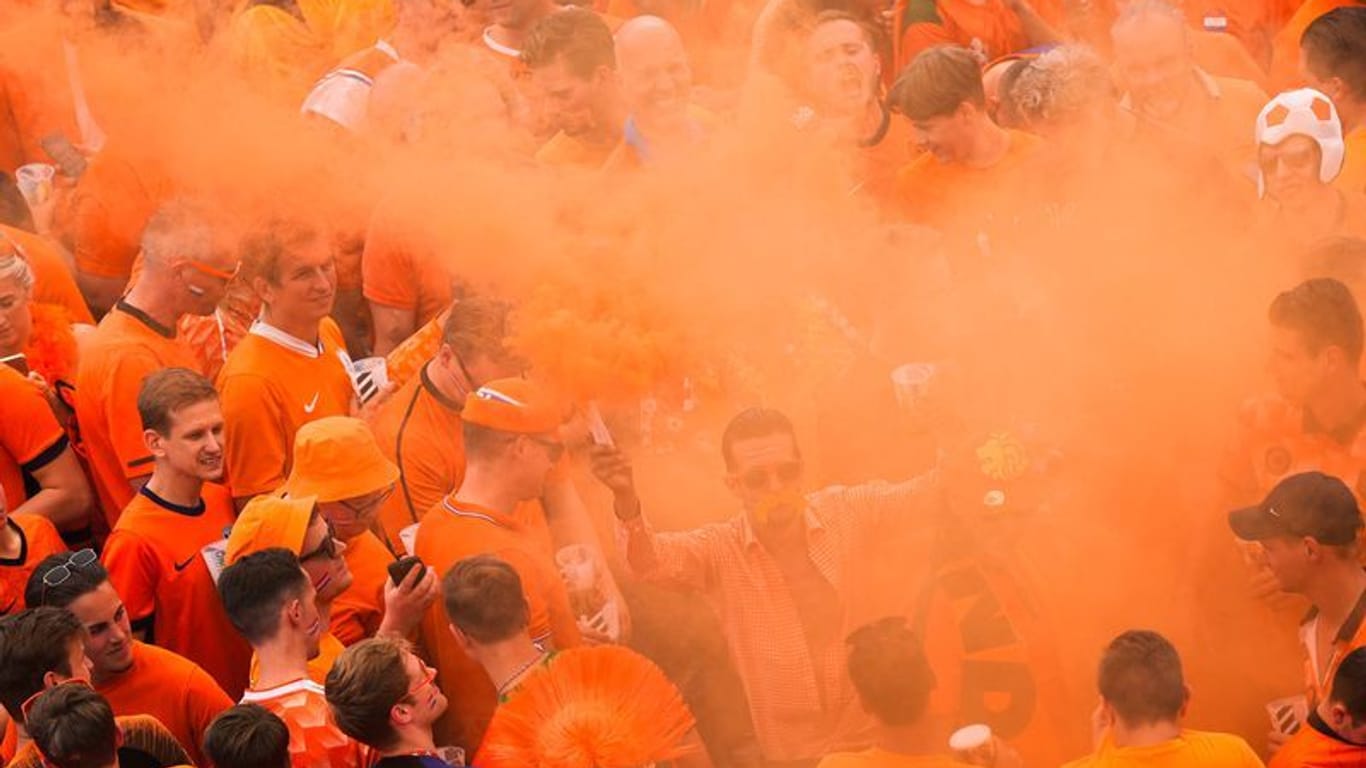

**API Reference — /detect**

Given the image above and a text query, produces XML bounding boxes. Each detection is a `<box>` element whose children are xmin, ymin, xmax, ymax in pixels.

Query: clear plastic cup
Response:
<box><xmin>949</xmin><ymin>724</ymin><xmax>997</xmax><ymax>766</ymax></box>
<box><xmin>349</xmin><ymin>356</ymin><xmax>389</xmax><ymax>403</ymax></box>
<box><xmin>15</xmin><ymin>163</ymin><xmax>55</xmax><ymax>208</ymax></box>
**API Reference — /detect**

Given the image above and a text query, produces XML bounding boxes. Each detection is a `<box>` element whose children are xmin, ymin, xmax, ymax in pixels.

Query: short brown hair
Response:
<box><xmin>442</xmin><ymin>555</ymin><xmax>530</xmax><ymax>643</ymax></box>
<box><xmin>889</xmin><ymin>45</ymin><xmax>985</xmax><ymax>120</ymax></box>
<box><xmin>138</xmin><ymin>367</ymin><xmax>219</xmax><ymax>435</ymax></box>
<box><xmin>1269</xmin><ymin>277</ymin><xmax>1365</xmax><ymax>364</ymax></box>
<box><xmin>240</xmin><ymin>219</ymin><xmax>321</xmax><ymax>286</ymax></box>
<box><xmin>0</xmin><ymin>607</ymin><xmax>87</xmax><ymax>724</ymax></box>
<box><xmin>203</xmin><ymin>704</ymin><xmax>291</xmax><ymax>768</ymax></box>
<box><xmin>325</xmin><ymin>636</ymin><xmax>414</xmax><ymax>751</ymax></box>
<box><xmin>1302</xmin><ymin>6</ymin><xmax>1366</xmax><ymax>102</ymax></box>
<box><xmin>522</xmin><ymin>8</ymin><xmax>616</xmax><ymax>76</ymax></box>
<box><xmin>441</xmin><ymin>296</ymin><xmax>518</xmax><ymax>366</ymax></box>
<box><xmin>26</xmin><ymin>684</ymin><xmax>118</xmax><ymax>768</ymax></box>
<box><xmin>1097</xmin><ymin>630</ymin><xmax>1186</xmax><ymax>726</ymax></box>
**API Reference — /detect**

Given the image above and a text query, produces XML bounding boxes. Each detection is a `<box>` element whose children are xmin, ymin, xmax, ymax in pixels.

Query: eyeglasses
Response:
<box><xmin>737</xmin><ymin>462</ymin><xmax>803</xmax><ymax>491</ymax></box>
<box><xmin>178</xmin><ymin>259</ymin><xmax>240</xmax><ymax>283</ymax></box>
<box><xmin>40</xmin><ymin>549</ymin><xmax>97</xmax><ymax>604</ymax></box>
<box><xmin>528</xmin><ymin>435</ymin><xmax>565</xmax><ymax>463</ymax></box>
<box><xmin>21</xmin><ymin>678</ymin><xmax>93</xmax><ymax>723</ymax></box>
<box><xmin>406</xmin><ymin>662</ymin><xmax>438</xmax><ymax>700</ymax></box>
<box><xmin>300</xmin><ymin>520</ymin><xmax>340</xmax><ymax>562</ymax></box>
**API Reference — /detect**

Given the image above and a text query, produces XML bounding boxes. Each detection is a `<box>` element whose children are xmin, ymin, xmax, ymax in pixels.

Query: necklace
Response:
<box><xmin>495</xmin><ymin>651</ymin><xmax>548</xmax><ymax>696</ymax></box>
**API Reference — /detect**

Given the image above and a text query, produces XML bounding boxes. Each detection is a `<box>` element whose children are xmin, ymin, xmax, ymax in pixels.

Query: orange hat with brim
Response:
<box><xmin>226</xmin><ymin>495</ymin><xmax>317</xmax><ymax>565</ymax></box>
<box><xmin>463</xmin><ymin>378</ymin><xmax>565</xmax><ymax>434</ymax></box>
<box><xmin>281</xmin><ymin>416</ymin><xmax>399</xmax><ymax>502</ymax></box>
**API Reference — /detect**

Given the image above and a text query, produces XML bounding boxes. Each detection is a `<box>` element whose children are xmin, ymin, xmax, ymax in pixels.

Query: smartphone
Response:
<box><xmin>388</xmin><ymin>555</ymin><xmax>423</xmax><ymax>586</ymax></box>
<box><xmin>0</xmin><ymin>353</ymin><xmax>28</xmax><ymax>375</ymax></box>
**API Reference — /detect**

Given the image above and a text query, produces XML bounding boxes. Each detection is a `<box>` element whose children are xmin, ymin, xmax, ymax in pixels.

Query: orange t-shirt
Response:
<box><xmin>1191</xmin><ymin>29</ymin><xmax>1269</xmax><ymax>88</ymax></box>
<box><xmin>1</xmin><ymin>224</ymin><xmax>93</xmax><ymax>325</ymax></box>
<box><xmin>217</xmin><ymin>318</ymin><xmax>354</xmax><ymax>499</ymax></box>
<box><xmin>369</xmin><ymin>361</ymin><xmax>466</xmax><ymax>551</ymax></box>
<box><xmin>74</xmin><ymin>301</ymin><xmax>201</xmax><ymax>524</ymax></box>
<box><xmin>102</xmin><ymin>485</ymin><xmax>252</xmax><ymax>699</ymax></box>
<box><xmin>1061</xmin><ymin>730</ymin><xmax>1263</xmax><ymax>768</ymax></box>
<box><xmin>415</xmin><ymin>494</ymin><xmax>582</xmax><ymax>751</ymax></box>
<box><xmin>0</xmin><ymin>513</ymin><xmax>66</xmax><ymax>616</ymax></box>
<box><xmin>1301</xmin><ymin>589</ymin><xmax>1366</xmax><ymax>709</ymax></box>
<box><xmin>817</xmin><ymin>749</ymin><xmax>972</xmax><ymax>768</ymax></box>
<box><xmin>1267</xmin><ymin>0</ymin><xmax>1361</xmax><ymax>91</ymax></box>
<box><xmin>97</xmin><ymin>641</ymin><xmax>233</xmax><ymax>768</ymax></box>
<box><xmin>0</xmin><ymin>364</ymin><xmax>69</xmax><ymax>512</ymax></box>
<box><xmin>535</xmin><ymin>130</ymin><xmax>619</xmax><ymax>170</ymax></box>
<box><xmin>894</xmin><ymin>0</ymin><xmax>1034</xmax><ymax>72</ymax></box>
<box><xmin>239</xmin><ymin>678</ymin><xmax>371</xmax><ymax>768</ymax></box>
<box><xmin>330</xmin><ymin>530</ymin><xmax>392</xmax><ymax>646</ymax></box>
<box><xmin>894</xmin><ymin>128</ymin><xmax>1042</xmax><ymax>232</ymax></box>
<box><xmin>68</xmin><ymin>146</ymin><xmax>162</xmax><ymax>281</ymax></box>
<box><xmin>249</xmin><ymin>630</ymin><xmax>346</xmax><ymax>688</ymax></box>
<box><xmin>1338</xmin><ymin>128</ymin><xmax>1366</xmax><ymax>197</ymax></box>
<box><xmin>1271</xmin><ymin>712</ymin><xmax>1366</xmax><ymax>768</ymax></box>
<box><xmin>1219</xmin><ymin>393</ymin><xmax>1366</xmax><ymax>509</ymax></box>
<box><xmin>361</xmin><ymin>202</ymin><xmax>455</xmax><ymax>328</ymax></box>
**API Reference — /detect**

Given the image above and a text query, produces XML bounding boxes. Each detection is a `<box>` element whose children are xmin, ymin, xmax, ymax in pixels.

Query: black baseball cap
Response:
<box><xmin>1228</xmin><ymin>471</ymin><xmax>1363</xmax><ymax>546</ymax></box>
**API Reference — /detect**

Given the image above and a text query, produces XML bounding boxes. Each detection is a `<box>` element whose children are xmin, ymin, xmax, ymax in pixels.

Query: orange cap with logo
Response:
<box><xmin>281</xmin><ymin>416</ymin><xmax>400</xmax><ymax>502</ymax></box>
<box><xmin>463</xmin><ymin>378</ymin><xmax>565</xmax><ymax>434</ymax></box>
<box><xmin>225</xmin><ymin>495</ymin><xmax>317</xmax><ymax>565</ymax></box>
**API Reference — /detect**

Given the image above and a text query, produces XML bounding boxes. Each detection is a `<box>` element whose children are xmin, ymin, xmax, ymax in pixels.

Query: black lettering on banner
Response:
<box><xmin>961</xmin><ymin>659</ymin><xmax>1037</xmax><ymax>738</ymax></box>
<box><xmin>940</xmin><ymin>566</ymin><xmax>1017</xmax><ymax>653</ymax></box>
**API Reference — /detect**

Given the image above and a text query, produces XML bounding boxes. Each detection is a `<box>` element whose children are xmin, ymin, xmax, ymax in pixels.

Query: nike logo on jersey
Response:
<box><xmin>174</xmin><ymin>555</ymin><xmax>197</xmax><ymax>572</ymax></box>
<box><xmin>303</xmin><ymin>392</ymin><xmax>320</xmax><ymax>414</ymax></box>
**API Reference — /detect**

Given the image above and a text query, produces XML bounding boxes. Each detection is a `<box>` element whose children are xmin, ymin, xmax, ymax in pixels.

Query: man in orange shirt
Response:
<box><xmin>218</xmin><ymin>221</ymin><xmax>358</xmax><ymax>509</ymax></box>
<box><xmin>1111</xmin><ymin>0</ymin><xmax>1268</xmax><ymax>181</ymax></box>
<box><xmin>203</xmin><ymin>703</ymin><xmax>292</xmax><ymax>768</ymax></box>
<box><xmin>523</xmin><ymin>9</ymin><xmax>626</xmax><ymax>169</ymax></box>
<box><xmin>219</xmin><ymin>547</ymin><xmax>372</xmax><ymax>768</ymax></box>
<box><xmin>101</xmin><ymin>367</ymin><xmax>252</xmax><ymax>698</ymax></box>
<box><xmin>1268</xmin><ymin>0</ymin><xmax>1362</xmax><ymax>91</ymax></box>
<box><xmin>1231</xmin><ymin>473</ymin><xmax>1366</xmax><ymax>722</ymax></box>
<box><xmin>0</xmin><ymin>483</ymin><xmax>66</xmax><ymax>618</ymax></box>
<box><xmin>25</xmin><ymin>553</ymin><xmax>233</xmax><ymax>766</ymax></box>
<box><xmin>1062</xmin><ymin>630</ymin><xmax>1263</xmax><ymax>768</ymax></box>
<box><xmin>0</xmin><ymin>607</ymin><xmax>93</xmax><ymax>765</ymax></box>
<box><xmin>441</xmin><ymin>555</ymin><xmax>552</xmax><ymax>699</ymax></box>
<box><xmin>370</xmin><ymin>297</ymin><xmax>523</xmax><ymax>549</ymax></box>
<box><xmin>0</xmin><ymin>363</ymin><xmax>91</xmax><ymax>534</ymax></box>
<box><xmin>890</xmin><ymin>44</ymin><xmax>1042</xmax><ymax>235</ymax></box>
<box><xmin>607</xmin><ymin>16</ymin><xmax>712</xmax><ymax>170</ymax></box>
<box><xmin>1300</xmin><ymin>8</ymin><xmax>1366</xmax><ymax>196</ymax></box>
<box><xmin>415</xmin><ymin>377</ymin><xmax>582</xmax><ymax>751</ymax></box>
<box><xmin>74</xmin><ymin>199</ymin><xmax>238</xmax><ymax>526</ymax></box>
<box><xmin>1272</xmin><ymin>646</ymin><xmax>1366</xmax><ymax>767</ymax></box>
<box><xmin>225</xmin><ymin>494</ymin><xmax>354</xmax><ymax>686</ymax></box>
<box><xmin>480</xmin><ymin>0</ymin><xmax>557</xmax><ymax>60</ymax></box>
<box><xmin>281</xmin><ymin>416</ymin><xmax>437</xmax><ymax>646</ymax></box>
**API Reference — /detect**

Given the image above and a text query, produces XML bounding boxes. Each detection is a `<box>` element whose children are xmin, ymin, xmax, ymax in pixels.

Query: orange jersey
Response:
<box><xmin>1270</xmin><ymin>711</ymin><xmax>1366</xmax><ymax>768</ymax></box>
<box><xmin>415</xmin><ymin>495</ymin><xmax>582</xmax><ymax>750</ymax></box>
<box><xmin>369</xmin><ymin>362</ymin><xmax>465</xmax><ymax>550</ymax></box>
<box><xmin>74</xmin><ymin>301</ymin><xmax>201</xmax><ymax>523</ymax></box>
<box><xmin>217</xmin><ymin>318</ymin><xmax>354</xmax><ymax>498</ymax></box>
<box><xmin>535</xmin><ymin>130</ymin><xmax>619</xmax><ymax>170</ymax></box>
<box><xmin>102</xmin><ymin>485</ymin><xmax>253</xmax><ymax>698</ymax></box>
<box><xmin>0</xmin><ymin>364</ymin><xmax>69</xmax><ymax>512</ymax></box>
<box><xmin>895</xmin><ymin>0</ymin><xmax>1027</xmax><ymax>69</ymax></box>
<box><xmin>361</xmin><ymin>203</ymin><xmax>455</xmax><ymax>328</ymax></box>
<box><xmin>97</xmin><ymin>641</ymin><xmax>233</xmax><ymax>768</ymax></box>
<box><xmin>68</xmin><ymin>146</ymin><xmax>163</xmax><ymax>281</ymax></box>
<box><xmin>1301</xmin><ymin>590</ymin><xmax>1366</xmax><ymax>709</ymax></box>
<box><xmin>0</xmin><ymin>513</ymin><xmax>66</xmax><ymax>616</ymax></box>
<box><xmin>330</xmin><ymin>530</ymin><xmax>392</xmax><ymax>646</ymax></box>
<box><xmin>240</xmin><ymin>678</ymin><xmax>372</xmax><ymax>768</ymax></box>
<box><xmin>1</xmin><ymin>224</ymin><xmax>94</xmax><ymax>325</ymax></box>
<box><xmin>1120</xmin><ymin>70</ymin><xmax>1267</xmax><ymax>184</ymax></box>
<box><xmin>1062</xmin><ymin>731</ymin><xmax>1264</xmax><ymax>768</ymax></box>
<box><xmin>1338</xmin><ymin>128</ymin><xmax>1366</xmax><ymax>198</ymax></box>
<box><xmin>250</xmin><ymin>630</ymin><xmax>346</xmax><ymax>688</ymax></box>
<box><xmin>1191</xmin><ymin>29</ymin><xmax>1268</xmax><ymax>88</ymax></box>
<box><xmin>818</xmin><ymin>750</ymin><xmax>972</xmax><ymax>768</ymax></box>
<box><xmin>1220</xmin><ymin>393</ymin><xmax>1366</xmax><ymax>508</ymax></box>
<box><xmin>894</xmin><ymin>128</ymin><xmax>1042</xmax><ymax>232</ymax></box>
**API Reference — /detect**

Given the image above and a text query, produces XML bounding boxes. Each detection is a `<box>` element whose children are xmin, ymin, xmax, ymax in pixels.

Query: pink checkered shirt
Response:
<box><xmin>622</xmin><ymin>475</ymin><xmax>942</xmax><ymax>762</ymax></box>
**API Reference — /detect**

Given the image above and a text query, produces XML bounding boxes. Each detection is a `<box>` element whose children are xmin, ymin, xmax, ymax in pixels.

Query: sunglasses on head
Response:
<box><xmin>178</xmin><ymin>258</ymin><xmax>240</xmax><ymax>283</ymax></box>
<box><xmin>737</xmin><ymin>461</ymin><xmax>802</xmax><ymax>491</ymax></box>
<box><xmin>300</xmin><ymin>520</ymin><xmax>339</xmax><ymax>562</ymax></box>
<box><xmin>40</xmin><ymin>549</ymin><xmax>97</xmax><ymax>603</ymax></box>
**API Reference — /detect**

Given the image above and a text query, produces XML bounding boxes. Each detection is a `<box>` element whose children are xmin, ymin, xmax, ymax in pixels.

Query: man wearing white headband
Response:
<box><xmin>1255</xmin><ymin>88</ymin><xmax>1366</xmax><ymax>249</ymax></box>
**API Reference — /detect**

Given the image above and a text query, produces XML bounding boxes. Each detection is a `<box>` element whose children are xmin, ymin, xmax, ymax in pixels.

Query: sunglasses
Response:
<box><xmin>40</xmin><ymin>549</ymin><xmax>97</xmax><ymax>604</ymax></box>
<box><xmin>407</xmin><ymin>662</ymin><xmax>438</xmax><ymax>700</ymax></box>
<box><xmin>336</xmin><ymin>486</ymin><xmax>395</xmax><ymax>518</ymax></box>
<box><xmin>21</xmin><ymin>678</ymin><xmax>93</xmax><ymax>723</ymax></box>
<box><xmin>737</xmin><ymin>462</ymin><xmax>803</xmax><ymax>491</ymax></box>
<box><xmin>178</xmin><ymin>259</ymin><xmax>241</xmax><ymax>283</ymax></box>
<box><xmin>300</xmin><ymin>520</ymin><xmax>340</xmax><ymax>562</ymax></box>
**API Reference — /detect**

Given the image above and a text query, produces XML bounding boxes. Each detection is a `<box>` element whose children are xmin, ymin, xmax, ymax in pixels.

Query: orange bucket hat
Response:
<box><xmin>281</xmin><ymin>416</ymin><xmax>399</xmax><ymax>502</ymax></box>
<box><xmin>225</xmin><ymin>495</ymin><xmax>318</xmax><ymax>565</ymax></box>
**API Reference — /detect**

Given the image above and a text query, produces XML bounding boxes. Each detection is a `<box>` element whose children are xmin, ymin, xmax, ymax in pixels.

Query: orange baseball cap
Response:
<box><xmin>280</xmin><ymin>416</ymin><xmax>399</xmax><ymax>502</ymax></box>
<box><xmin>462</xmin><ymin>378</ymin><xmax>565</xmax><ymax>434</ymax></box>
<box><xmin>225</xmin><ymin>494</ymin><xmax>318</xmax><ymax>565</ymax></box>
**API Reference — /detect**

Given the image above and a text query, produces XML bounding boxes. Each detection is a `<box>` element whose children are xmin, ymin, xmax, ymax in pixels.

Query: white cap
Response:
<box><xmin>1254</xmin><ymin>88</ymin><xmax>1345</xmax><ymax>199</ymax></box>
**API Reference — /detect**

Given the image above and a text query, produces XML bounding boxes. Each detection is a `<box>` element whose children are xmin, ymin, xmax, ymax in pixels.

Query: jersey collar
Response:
<box><xmin>250</xmin><ymin>319</ymin><xmax>323</xmax><ymax>358</ymax></box>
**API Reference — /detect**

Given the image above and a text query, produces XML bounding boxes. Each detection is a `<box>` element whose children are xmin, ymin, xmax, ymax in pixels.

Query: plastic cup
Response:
<box><xmin>555</xmin><ymin>545</ymin><xmax>597</xmax><ymax>591</ymax></box>
<box><xmin>949</xmin><ymin>724</ymin><xmax>997</xmax><ymax>766</ymax></box>
<box><xmin>891</xmin><ymin>362</ymin><xmax>939</xmax><ymax>432</ymax></box>
<box><xmin>349</xmin><ymin>356</ymin><xmax>389</xmax><ymax>403</ymax></box>
<box><xmin>15</xmin><ymin>163</ymin><xmax>55</xmax><ymax>208</ymax></box>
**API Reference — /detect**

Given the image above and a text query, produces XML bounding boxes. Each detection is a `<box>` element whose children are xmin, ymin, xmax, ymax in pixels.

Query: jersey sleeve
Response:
<box><xmin>362</xmin><ymin>213</ymin><xmax>418</xmax><ymax>310</ymax></box>
<box><xmin>101</xmin><ymin>529</ymin><xmax>160</xmax><ymax>623</ymax></box>
<box><xmin>180</xmin><ymin>662</ymin><xmax>233</xmax><ymax>755</ymax></box>
<box><xmin>0</xmin><ymin>374</ymin><xmax>67</xmax><ymax>472</ymax></box>
<box><xmin>101</xmin><ymin>352</ymin><xmax>163</xmax><ymax>481</ymax></box>
<box><xmin>218</xmin><ymin>373</ymin><xmax>288</xmax><ymax>497</ymax></box>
